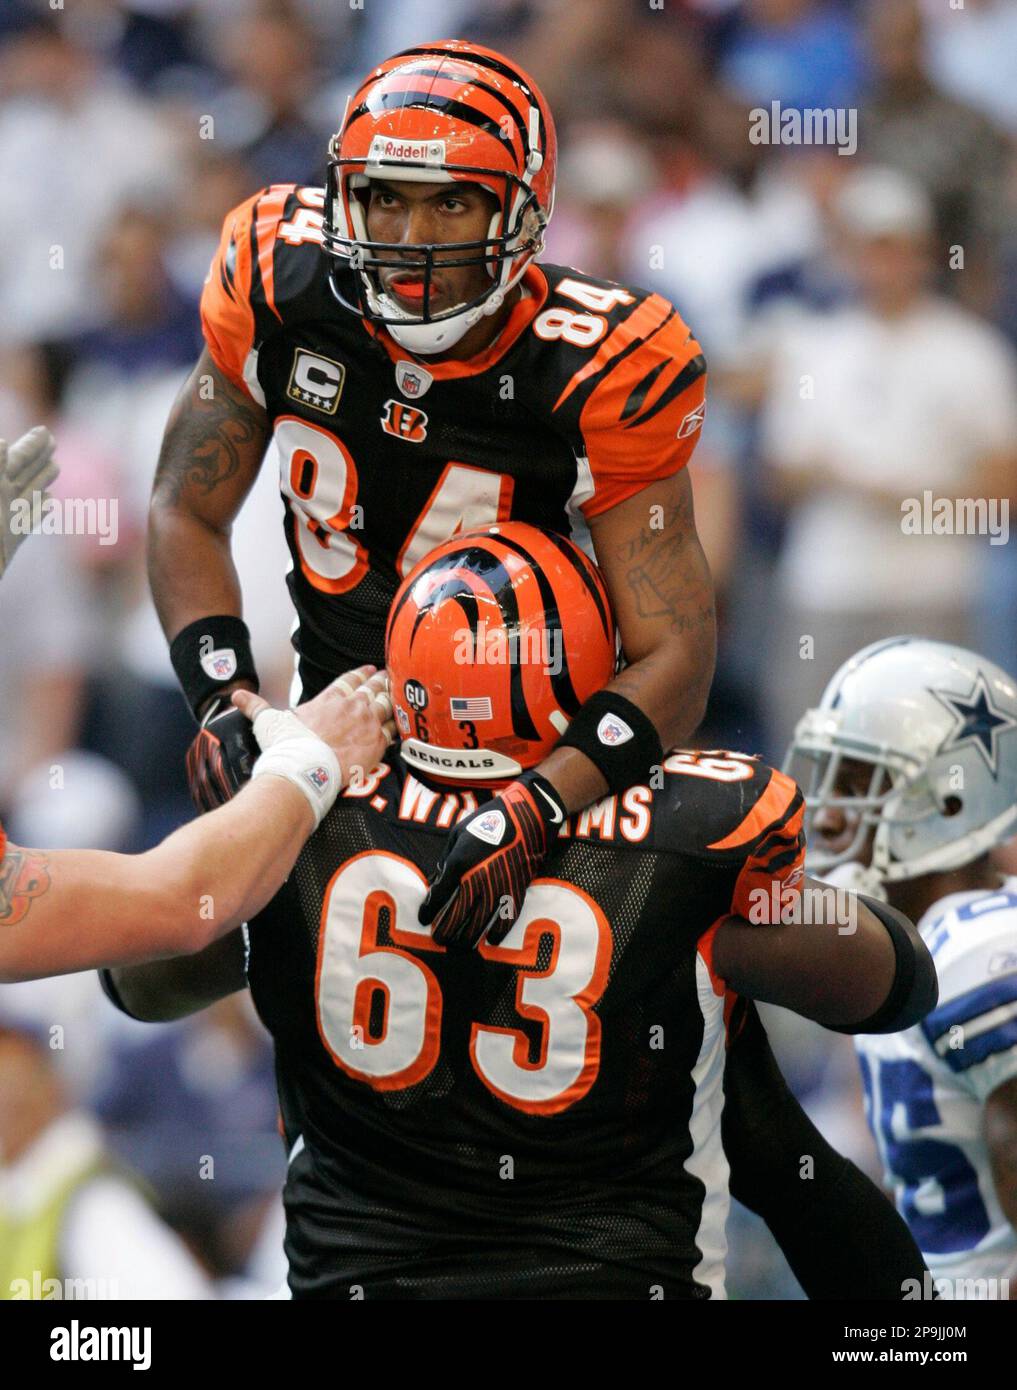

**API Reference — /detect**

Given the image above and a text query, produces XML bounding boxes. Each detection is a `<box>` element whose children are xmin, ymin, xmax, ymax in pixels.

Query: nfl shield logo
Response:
<box><xmin>467</xmin><ymin>809</ymin><xmax>506</xmax><ymax>845</ymax></box>
<box><xmin>597</xmin><ymin>713</ymin><xmax>634</xmax><ymax>746</ymax></box>
<box><xmin>200</xmin><ymin>647</ymin><xmax>238</xmax><ymax>682</ymax></box>
<box><xmin>395</xmin><ymin>360</ymin><xmax>433</xmax><ymax>399</ymax></box>
<box><xmin>305</xmin><ymin>766</ymin><xmax>331</xmax><ymax>791</ymax></box>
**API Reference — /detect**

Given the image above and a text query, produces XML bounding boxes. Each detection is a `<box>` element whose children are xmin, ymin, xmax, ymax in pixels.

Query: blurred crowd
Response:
<box><xmin>0</xmin><ymin>0</ymin><xmax>1015</xmax><ymax>1298</ymax></box>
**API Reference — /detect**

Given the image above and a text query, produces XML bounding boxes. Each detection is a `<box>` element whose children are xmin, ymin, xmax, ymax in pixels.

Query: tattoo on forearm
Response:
<box><xmin>0</xmin><ymin>847</ymin><xmax>51</xmax><ymax>926</ymax></box>
<box><xmin>152</xmin><ymin>372</ymin><xmax>267</xmax><ymax>507</ymax></box>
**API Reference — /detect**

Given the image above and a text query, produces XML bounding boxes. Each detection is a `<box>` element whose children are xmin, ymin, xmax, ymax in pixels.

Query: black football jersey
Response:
<box><xmin>200</xmin><ymin>184</ymin><xmax>707</xmax><ymax>684</ymax></box>
<box><xmin>244</xmin><ymin>748</ymin><xmax>805</xmax><ymax>1300</ymax></box>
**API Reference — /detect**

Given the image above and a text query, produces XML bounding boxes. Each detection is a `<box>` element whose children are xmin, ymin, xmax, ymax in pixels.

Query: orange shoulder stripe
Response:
<box><xmin>553</xmin><ymin>294</ymin><xmax>674</xmax><ymax>413</ymax></box>
<box><xmin>707</xmin><ymin>768</ymin><xmax>800</xmax><ymax>851</ymax></box>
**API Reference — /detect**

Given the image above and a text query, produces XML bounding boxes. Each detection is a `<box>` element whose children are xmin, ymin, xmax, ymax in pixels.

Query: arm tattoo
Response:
<box><xmin>0</xmin><ymin>846</ymin><xmax>51</xmax><ymax>926</ymax></box>
<box><xmin>152</xmin><ymin>371</ymin><xmax>268</xmax><ymax>507</ymax></box>
<box><xmin>615</xmin><ymin>486</ymin><xmax>715</xmax><ymax>636</ymax></box>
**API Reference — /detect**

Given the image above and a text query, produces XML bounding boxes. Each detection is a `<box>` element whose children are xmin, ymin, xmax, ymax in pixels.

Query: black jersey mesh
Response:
<box><xmin>247</xmin><ymin>778</ymin><xmax>740</xmax><ymax>1300</ymax></box>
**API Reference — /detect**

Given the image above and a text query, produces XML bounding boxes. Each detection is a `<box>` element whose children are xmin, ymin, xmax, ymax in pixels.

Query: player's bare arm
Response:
<box><xmin>0</xmin><ymin>667</ymin><xmax>391</xmax><ymax>984</ymax></box>
<box><xmin>104</xmin><ymin>928</ymin><xmax>248</xmax><ymax>1024</ymax></box>
<box><xmin>535</xmin><ymin>469</ymin><xmax>716</xmax><ymax>814</ymax></box>
<box><xmin>148</xmin><ymin>349</ymin><xmax>270</xmax><ymax>711</ymax></box>
<box><xmin>712</xmin><ymin>877</ymin><xmax>937</xmax><ymax>1031</ymax></box>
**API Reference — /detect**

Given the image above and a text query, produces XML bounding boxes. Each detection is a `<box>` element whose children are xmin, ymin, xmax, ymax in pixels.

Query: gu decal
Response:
<box><xmin>404</xmin><ymin>679</ymin><xmax>428</xmax><ymax>710</ymax></box>
<box><xmin>287</xmin><ymin>349</ymin><xmax>346</xmax><ymax>415</ymax></box>
<box><xmin>381</xmin><ymin>399</ymin><xmax>428</xmax><ymax>443</ymax></box>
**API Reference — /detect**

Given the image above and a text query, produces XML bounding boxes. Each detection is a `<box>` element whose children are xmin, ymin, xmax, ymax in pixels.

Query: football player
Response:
<box><xmin>0</xmin><ymin>431</ymin><xmax>393</xmax><ymax>982</ymax></box>
<box><xmin>148</xmin><ymin>40</ymin><xmax>715</xmax><ymax>948</ymax></box>
<box><xmin>785</xmin><ymin>636</ymin><xmax>1017</xmax><ymax>1298</ymax></box>
<box><xmin>0</xmin><ymin>667</ymin><xmax>393</xmax><ymax>984</ymax></box>
<box><xmin>108</xmin><ymin>526</ymin><xmax>936</xmax><ymax>1299</ymax></box>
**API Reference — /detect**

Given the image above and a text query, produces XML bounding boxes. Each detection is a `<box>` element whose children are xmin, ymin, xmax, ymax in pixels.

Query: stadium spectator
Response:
<box><xmin>861</xmin><ymin>0</ymin><xmax>1009</xmax><ymax>318</ymax></box>
<box><xmin>0</xmin><ymin>12</ymin><xmax>181</xmax><ymax>342</ymax></box>
<box><xmin>0</xmin><ymin>989</ymin><xmax>214</xmax><ymax>1300</ymax></box>
<box><xmin>758</xmin><ymin>166</ymin><xmax>1017</xmax><ymax>751</ymax></box>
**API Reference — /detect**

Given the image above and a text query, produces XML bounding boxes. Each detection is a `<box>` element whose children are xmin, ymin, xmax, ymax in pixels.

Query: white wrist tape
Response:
<box><xmin>249</xmin><ymin>708</ymin><xmax>342</xmax><ymax>828</ymax></box>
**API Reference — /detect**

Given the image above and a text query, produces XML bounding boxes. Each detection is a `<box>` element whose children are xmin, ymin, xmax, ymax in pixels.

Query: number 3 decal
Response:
<box><xmin>316</xmin><ymin>851</ymin><xmax>613</xmax><ymax>1114</ymax></box>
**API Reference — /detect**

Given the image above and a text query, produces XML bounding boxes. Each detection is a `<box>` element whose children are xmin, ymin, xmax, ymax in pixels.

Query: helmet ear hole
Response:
<box><xmin>942</xmin><ymin>796</ymin><xmax>963</xmax><ymax>818</ymax></box>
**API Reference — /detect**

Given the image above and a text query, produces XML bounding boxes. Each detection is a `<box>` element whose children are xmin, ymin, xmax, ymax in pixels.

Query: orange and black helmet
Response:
<box><xmin>386</xmin><ymin>523</ymin><xmax>617</xmax><ymax>786</ymax></box>
<box><xmin>323</xmin><ymin>40</ymin><xmax>556</xmax><ymax>353</ymax></box>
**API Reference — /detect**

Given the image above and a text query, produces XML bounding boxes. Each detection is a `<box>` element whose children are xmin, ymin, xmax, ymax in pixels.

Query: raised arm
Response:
<box><xmin>148</xmin><ymin>349</ymin><xmax>270</xmax><ymax>715</ymax></box>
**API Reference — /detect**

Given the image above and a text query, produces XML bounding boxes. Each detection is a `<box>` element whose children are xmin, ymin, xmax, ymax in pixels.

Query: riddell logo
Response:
<box><xmin>381</xmin><ymin>399</ymin><xmax>428</xmax><ymax>443</ymax></box>
<box><xmin>368</xmin><ymin>136</ymin><xmax>446</xmax><ymax>165</ymax></box>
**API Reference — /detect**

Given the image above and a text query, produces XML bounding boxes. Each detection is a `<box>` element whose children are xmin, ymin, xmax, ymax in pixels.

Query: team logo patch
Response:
<box><xmin>395</xmin><ymin>361</ymin><xmax>433</xmax><ymax>399</ymax></box>
<box><xmin>200</xmin><ymin>648</ymin><xmax>237</xmax><ymax>681</ymax></box>
<box><xmin>304</xmin><ymin>765</ymin><xmax>331</xmax><ymax>792</ymax></box>
<box><xmin>468</xmin><ymin>809</ymin><xmax>505</xmax><ymax>845</ymax></box>
<box><xmin>450</xmin><ymin>696</ymin><xmax>493</xmax><ymax>721</ymax></box>
<box><xmin>404</xmin><ymin>679</ymin><xmax>428</xmax><ymax>710</ymax></box>
<box><xmin>677</xmin><ymin>401</ymin><xmax>706</xmax><ymax>439</ymax></box>
<box><xmin>597</xmin><ymin>712</ymin><xmax>633</xmax><ymax>746</ymax></box>
<box><xmin>287</xmin><ymin>349</ymin><xmax>346</xmax><ymax>415</ymax></box>
<box><xmin>381</xmin><ymin>399</ymin><xmax>428</xmax><ymax>443</ymax></box>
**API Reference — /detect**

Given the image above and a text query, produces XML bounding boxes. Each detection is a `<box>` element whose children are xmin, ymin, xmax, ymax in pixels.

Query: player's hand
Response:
<box><xmin>419</xmin><ymin>771</ymin><xmax>567</xmax><ymax>947</ymax></box>
<box><xmin>234</xmin><ymin>665</ymin><xmax>395</xmax><ymax>790</ymax></box>
<box><xmin>0</xmin><ymin>426</ymin><xmax>58</xmax><ymax>579</ymax></box>
<box><xmin>185</xmin><ymin>698</ymin><xmax>261</xmax><ymax>812</ymax></box>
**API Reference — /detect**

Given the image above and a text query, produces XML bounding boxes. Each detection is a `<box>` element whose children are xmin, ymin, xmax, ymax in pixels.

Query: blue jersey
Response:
<box><xmin>856</xmin><ymin>879</ymin><xmax>1017</xmax><ymax>1294</ymax></box>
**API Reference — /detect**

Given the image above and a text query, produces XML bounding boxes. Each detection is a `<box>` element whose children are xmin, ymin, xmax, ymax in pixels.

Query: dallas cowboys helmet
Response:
<box><xmin>784</xmin><ymin>637</ymin><xmax>1017</xmax><ymax>883</ymax></box>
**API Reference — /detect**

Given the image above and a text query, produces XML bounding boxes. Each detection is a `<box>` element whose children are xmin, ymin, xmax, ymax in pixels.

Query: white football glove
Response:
<box><xmin>0</xmin><ymin>427</ymin><xmax>59</xmax><ymax>579</ymax></box>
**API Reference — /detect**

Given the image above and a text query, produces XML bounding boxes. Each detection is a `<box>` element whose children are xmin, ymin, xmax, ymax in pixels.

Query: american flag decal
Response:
<box><xmin>450</xmin><ymin>696</ymin><xmax>493</xmax><ymax>721</ymax></box>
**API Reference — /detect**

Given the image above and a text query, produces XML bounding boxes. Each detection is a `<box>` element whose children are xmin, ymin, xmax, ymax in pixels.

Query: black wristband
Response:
<box><xmin>97</xmin><ymin>968</ymin><xmax>142</xmax><ymax>1022</ymax></box>
<box><xmin>828</xmin><ymin>894</ymin><xmax>939</xmax><ymax>1034</ymax></box>
<box><xmin>169</xmin><ymin>615</ymin><xmax>259</xmax><ymax>721</ymax></box>
<box><xmin>554</xmin><ymin>691</ymin><xmax>663</xmax><ymax>796</ymax></box>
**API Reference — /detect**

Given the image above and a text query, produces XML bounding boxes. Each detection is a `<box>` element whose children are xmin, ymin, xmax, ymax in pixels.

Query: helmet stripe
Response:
<box><xmin>348</xmin><ymin>89</ymin><xmax>506</xmax><ymax>145</ymax></box>
<box><xmin>477</xmin><ymin>532</ymin><xmax>585</xmax><ymax>717</ymax></box>
<box><xmin>376</xmin><ymin>64</ymin><xmax>531</xmax><ymax>156</ymax></box>
<box><xmin>403</xmin><ymin>544</ymin><xmax>542</xmax><ymax>741</ymax></box>
<box><xmin>394</xmin><ymin>45</ymin><xmax>547</xmax><ymax>152</ymax></box>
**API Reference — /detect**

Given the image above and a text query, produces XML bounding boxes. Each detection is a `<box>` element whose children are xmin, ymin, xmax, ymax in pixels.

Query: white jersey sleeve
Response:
<box><xmin>919</xmin><ymin>885</ymin><xmax>1017</xmax><ymax>1104</ymax></box>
